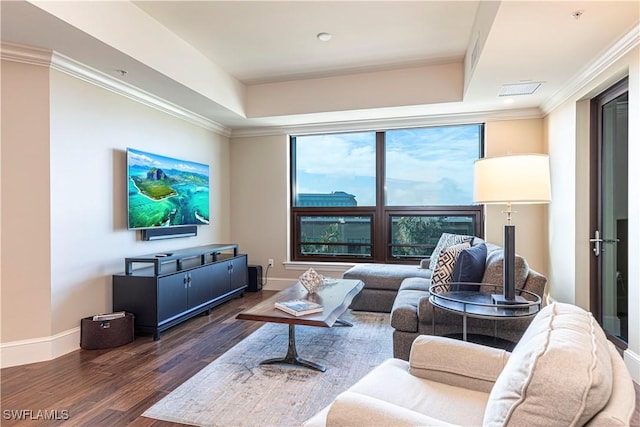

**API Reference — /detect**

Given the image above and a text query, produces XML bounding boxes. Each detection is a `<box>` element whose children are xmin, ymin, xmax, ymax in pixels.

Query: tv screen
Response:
<box><xmin>127</xmin><ymin>148</ymin><xmax>210</xmax><ymax>229</ymax></box>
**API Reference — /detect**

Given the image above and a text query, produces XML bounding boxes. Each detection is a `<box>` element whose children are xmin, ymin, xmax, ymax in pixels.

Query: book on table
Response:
<box><xmin>274</xmin><ymin>299</ymin><xmax>323</xmax><ymax>316</ymax></box>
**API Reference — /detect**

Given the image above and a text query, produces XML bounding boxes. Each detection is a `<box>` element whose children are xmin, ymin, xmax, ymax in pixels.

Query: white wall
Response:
<box><xmin>230</xmin><ymin>134</ymin><xmax>294</xmax><ymax>288</ymax></box>
<box><xmin>546</xmin><ymin>101</ymin><xmax>580</xmax><ymax>305</ymax></box>
<box><xmin>1</xmin><ymin>59</ymin><xmax>53</xmax><ymax>343</ymax></box>
<box><xmin>545</xmin><ymin>46</ymin><xmax>639</xmax><ymax>382</ymax></box>
<box><xmin>247</xmin><ymin>62</ymin><xmax>463</xmax><ymax>118</ymax></box>
<box><xmin>484</xmin><ymin>119</ymin><xmax>548</xmax><ymax>277</ymax></box>
<box><xmin>0</xmin><ymin>58</ymin><xmax>231</xmax><ymax>367</ymax></box>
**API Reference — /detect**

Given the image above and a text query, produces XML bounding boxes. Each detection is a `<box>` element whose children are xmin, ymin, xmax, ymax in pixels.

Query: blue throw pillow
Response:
<box><xmin>450</xmin><ymin>243</ymin><xmax>487</xmax><ymax>291</ymax></box>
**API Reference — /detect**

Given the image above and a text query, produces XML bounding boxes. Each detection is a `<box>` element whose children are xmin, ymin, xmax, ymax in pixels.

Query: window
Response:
<box><xmin>293</xmin><ymin>131</ymin><xmax>376</xmax><ymax>207</ymax></box>
<box><xmin>291</xmin><ymin>124</ymin><xmax>484</xmax><ymax>263</ymax></box>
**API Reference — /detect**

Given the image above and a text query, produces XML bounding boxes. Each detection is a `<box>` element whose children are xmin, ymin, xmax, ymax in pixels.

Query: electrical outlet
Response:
<box><xmin>268</xmin><ymin>258</ymin><xmax>274</xmax><ymax>267</ymax></box>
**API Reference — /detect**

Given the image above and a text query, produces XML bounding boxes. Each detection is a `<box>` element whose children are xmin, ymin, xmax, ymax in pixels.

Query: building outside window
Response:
<box><xmin>291</xmin><ymin>124</ymin><xmax>484</xmax><ymax>263</ymax></box>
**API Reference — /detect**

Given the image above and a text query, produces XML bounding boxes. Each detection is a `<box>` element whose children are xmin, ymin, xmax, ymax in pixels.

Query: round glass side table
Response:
<box><xmin>428</xmin><ymin>283</ymin><xmax>542</xmax><ymax>347</ymax></box>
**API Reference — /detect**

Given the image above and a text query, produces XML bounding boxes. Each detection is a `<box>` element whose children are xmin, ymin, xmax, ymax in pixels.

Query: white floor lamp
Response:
<box><xmin>473</xmin><ymin>154</ymin><xmax>551</xmax><ymax>304</ymax></box>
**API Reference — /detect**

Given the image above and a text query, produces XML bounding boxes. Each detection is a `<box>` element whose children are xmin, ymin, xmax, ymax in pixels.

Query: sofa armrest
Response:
<box><xmin>417</xmin><ymin>295</ymin><xmax>464</xmax><ymax>327</ymax></box>
<box><xmin>419</xmin><ymin>258</ymin><xmax>431</xmax><ymax>269</ymax></box>
<box><xmin>326</xmin><ymin>391</ymin><xmax>455</xmax><ymax>427</ymax></box>
<box><xmin>417</xmin><ymin>294</ymin><xmax>435</xmax><ymax>323</ymax></box>
<box><xmin>409</xmin><ymin>335</ymin><xmax>510</xmax><ymax>393</ymax></box>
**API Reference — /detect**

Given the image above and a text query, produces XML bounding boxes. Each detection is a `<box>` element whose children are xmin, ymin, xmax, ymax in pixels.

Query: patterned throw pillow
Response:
<box><xmin>428</xmin><ymin>233</ymin><xmax>473</xmax><ymax>270</ymax></box>
<box><xmin>431</xmin><ymin>242</ymin><xmax>471</xmax><ymax>286</ymax></box>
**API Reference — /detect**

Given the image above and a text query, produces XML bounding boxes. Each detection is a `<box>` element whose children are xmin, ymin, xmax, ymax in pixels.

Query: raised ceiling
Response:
<box><xmin>1</xmin><ymin>1</ymin><xmax>639</xmax><ymax>134</ymax></box>
<box><xmin>134</xmin><ymin>1</ymin><xmax>479</xmax><ymax>84</ymax></box>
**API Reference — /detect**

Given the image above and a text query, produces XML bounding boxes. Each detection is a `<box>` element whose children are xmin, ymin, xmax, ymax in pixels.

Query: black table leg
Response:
<box><xmin>260</xmin><ymin>324</ymin><xmax>326</xmax><ymax>372</ymax></box>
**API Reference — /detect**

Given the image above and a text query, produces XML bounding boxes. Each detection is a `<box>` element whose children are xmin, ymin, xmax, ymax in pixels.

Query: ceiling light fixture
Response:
<box><xmin>317</xmin><ymin>32</ymin><xmax>332</xmax><ymax>42</ymax></box>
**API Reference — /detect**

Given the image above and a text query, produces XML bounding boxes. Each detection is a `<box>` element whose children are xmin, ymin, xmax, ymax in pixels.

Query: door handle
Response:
<box><xmin>590</xmin><ymin>230</ymin><xmax>601</xmax><ymax>257</ymax></box>
<box><xmin>590</xmin><ymin>230</ymin><xmax>619</xmax><ymax>256</ymax></box>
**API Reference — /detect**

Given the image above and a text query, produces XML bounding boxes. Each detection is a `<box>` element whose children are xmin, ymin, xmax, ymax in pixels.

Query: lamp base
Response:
<box><xmin>491</xmin><ymin>294</ymin><xmax>528</xmax><ymax>305</ymax></box>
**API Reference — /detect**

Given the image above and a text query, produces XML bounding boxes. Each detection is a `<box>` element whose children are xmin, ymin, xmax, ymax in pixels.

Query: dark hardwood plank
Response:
<box><xmin>1</xmin><ymin>290</ymin><xmax>639</xmax><ymax>426</ymax></box>
<box><xmin>0</xmin><ymin>291</ymin><xmax>274</xmax><ymax>426</ymax></box>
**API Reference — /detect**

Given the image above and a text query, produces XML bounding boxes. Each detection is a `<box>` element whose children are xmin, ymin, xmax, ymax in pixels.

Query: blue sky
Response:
<box><xmin>295</xmin><ymin>124</ymin><xmax>481</xmax><ymax>206</ymax></box>
<box><xmin>128</xmin><ymin>148</ymin><xmax>209</xmax><ymax>177</ymax></box>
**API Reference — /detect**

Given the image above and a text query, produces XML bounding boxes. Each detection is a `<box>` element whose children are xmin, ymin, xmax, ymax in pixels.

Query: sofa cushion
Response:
<box><xmin>483</xmin><ymin>302</ymin><xmax>613</xmax><ymax>427</ymax></box>
<box><xmin>390</xmin><ymin>289</ymin><xmax>424</xmax><ymax>332</ymax></box>
<box><xmin>451</xmin><ymin>243</ymin><xmax>487</xmax><ymax>291</ymax></box>
<box><xmin>428</xmin><ymin>233</ymin><xmax>473</xmax><ymax>270</ymax></box>
<box><xmin>326</xmin><ymin>391</ymin><xmax>455</xmax><ymax>427</ymax></box>
<box><xmin>587</xmin><ymin>342</ymin><xmax>637</xmax><ymax>426</ymax></box>
<box><xmin>343</xmin><ymin>263</ymin><xmax>431</xmax><ymax>292</ymax></box>
<box><xmin>409</xmin><ymin>335</ymin><xmax>510</xmax><ymax>393</ymax></box>
<box><xmin>398</xmin><ymin>277</ymin><xmax>430</xmax><ymax>292</ymax></box>
<box><xmin>481</xmin><ymin>249</ymin><xmax>529</xmax><ymax>288</ymax></box>
<box><xmin>345</xmin><ymin>358</ymin><xmax>490</xmax><ymax>427</ymax></box>
<box><xmin>432</xmin><ymin>242</ymin><xmax>470</xmax><ymax>286</ymax></box>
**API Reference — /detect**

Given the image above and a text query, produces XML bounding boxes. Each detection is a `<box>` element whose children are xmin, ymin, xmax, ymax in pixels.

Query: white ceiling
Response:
<box><xmin>1</xmin><ymin>1</ymin><xmax>639</xmax><ymax>133</ymax></box>
<box><xmin>133</xmin><ymin>1</ymin><xmax>480</xmax><ymax>84</ymax></box>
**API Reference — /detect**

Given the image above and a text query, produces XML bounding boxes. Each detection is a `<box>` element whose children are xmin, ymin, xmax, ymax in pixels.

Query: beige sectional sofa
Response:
<box><xmin>304</xmin><ymin>302</ymin><xmax>636</xmax><ymax>427</ymax></box>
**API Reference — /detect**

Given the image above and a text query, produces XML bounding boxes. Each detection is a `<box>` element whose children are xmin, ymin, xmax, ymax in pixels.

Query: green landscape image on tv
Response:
<box><xmin>127</xmin><ymin>148</ymin><xmax>210</xmax><ymax>229</ymax></box>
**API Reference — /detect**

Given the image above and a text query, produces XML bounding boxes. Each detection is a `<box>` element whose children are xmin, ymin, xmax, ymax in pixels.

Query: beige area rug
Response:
<box><xmin>142</xmin><ymin>311</ymin><xmax>393</xmax><ymax>427</ymax></box>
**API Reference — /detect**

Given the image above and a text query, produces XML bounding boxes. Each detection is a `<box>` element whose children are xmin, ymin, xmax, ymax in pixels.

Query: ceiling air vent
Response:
<box><xmin>499</xmin><ymin>82</ymin><xmax>542</xmax><ymax>96</ymax></box>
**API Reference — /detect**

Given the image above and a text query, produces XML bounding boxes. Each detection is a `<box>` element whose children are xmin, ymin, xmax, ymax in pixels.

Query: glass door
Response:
<box><xmin>590</xmin><ymin>78</ymin><xmax>628</xmax><ymax>346</ymax></box>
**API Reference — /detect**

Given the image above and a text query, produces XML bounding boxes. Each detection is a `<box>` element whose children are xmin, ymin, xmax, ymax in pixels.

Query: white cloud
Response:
<box><xmin>294</xmin><ymin>125</ymin><xmax>480</xmax><ymax>206</ymax></box>
<box><xmin>128</xmin><ymin>151</ymin><xmax>160</xmax><ymax>167</ymax></box>
<box><xmin>296</xmin><ymin>133</ymin><xmax>376</xmax><ymax>177</ymax></box>
<box><xmin>175</xmin><ymin>163</ymin><xmax>198</xmax><ymax>172</ymax></box>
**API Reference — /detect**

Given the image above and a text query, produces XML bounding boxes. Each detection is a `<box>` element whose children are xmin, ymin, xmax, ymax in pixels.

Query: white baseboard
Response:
<box><xmin>262</xmin><ymin>277</ymin><xmax>297</xmax><ymax>291</ymax></box>
<box><xmin>263</xmin><ymin>262</ymin><xmax>355</xmax><ymax>291</ymax></box>
<box><xmin>624</xmin><ymin>348</ymin><xmax>640</xmax><ymax>385</ymax></box>
<box><xmin>283</xmin><ymin>261</ymin><xmax>355</xmax><ymax>273</ymax></box>
<box><xmin>0</xmin><ymin>327</ymin><xmax>80</xmax><ymax>368</ymax></box>
<box><xmin>261</xmin><ymin>264</ymin><xmax>354</xmax><ymax>291</ymax></box>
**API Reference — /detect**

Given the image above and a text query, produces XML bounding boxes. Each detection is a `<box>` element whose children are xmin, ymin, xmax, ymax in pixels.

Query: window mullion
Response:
<box><xmin>375</xmin><ymin>131</ymin><xmax>386</xmax><ymax>262</ymax></box>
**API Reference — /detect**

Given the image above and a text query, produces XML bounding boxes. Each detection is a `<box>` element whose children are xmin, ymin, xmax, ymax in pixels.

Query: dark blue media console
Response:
<box><xmin>113</xmin><ymin>243</ymin><xmax>247</xmax><ymax>340</ymax></box>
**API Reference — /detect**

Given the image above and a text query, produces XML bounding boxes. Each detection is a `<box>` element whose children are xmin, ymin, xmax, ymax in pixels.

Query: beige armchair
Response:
<box><xmin>304</xmin><ymin>303</ymin><xmax>636</xmax><ymax>427</ymax></box>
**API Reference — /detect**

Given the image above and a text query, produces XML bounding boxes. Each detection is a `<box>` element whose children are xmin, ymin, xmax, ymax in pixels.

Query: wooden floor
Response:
<box><xmin>2</xmin><ymin>290</ymin><xmax>639</xmax><ymax>426</ymax></box>
<box><xmin>1</xmin><ymin>291</ymin><xmax>277</xmax><ymax>426</ymax></box>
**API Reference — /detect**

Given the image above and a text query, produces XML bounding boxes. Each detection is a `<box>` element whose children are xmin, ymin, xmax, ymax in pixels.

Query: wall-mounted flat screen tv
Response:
<box><xmin>127</xmin><ymin>148</ymin><xmax>210</xmax><ymax>230</ymax></box>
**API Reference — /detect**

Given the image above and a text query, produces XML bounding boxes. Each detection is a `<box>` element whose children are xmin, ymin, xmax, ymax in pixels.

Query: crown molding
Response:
<box><xmin>230</xmin><ymin>107</ymin><xmax>543</xmax><ymax>139</ymax></box>
<box><xmin>0</xmin><ymin>42</ymin><xmax>52</xmax><ymax>67</ymax></box>
<box><xmin>50</xmin><ymin>52</ymin><xmax>229</xmax><ymax>137</ymax></box>
<box><xmin>1</xmin><ymin>42</ymin><xmax>231</xmax><ymax>137</ymax></box>
<box><xmin>541</xmin><ymin>24</ymin><xmax>640</xmax><ymax>114</ymax></box>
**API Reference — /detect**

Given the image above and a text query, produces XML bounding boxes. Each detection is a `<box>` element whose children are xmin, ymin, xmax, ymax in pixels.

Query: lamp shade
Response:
<box><xmin>473</xmin><ymin>154</ymin><xmax>551</xmax><ymax>204</ymax></box>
